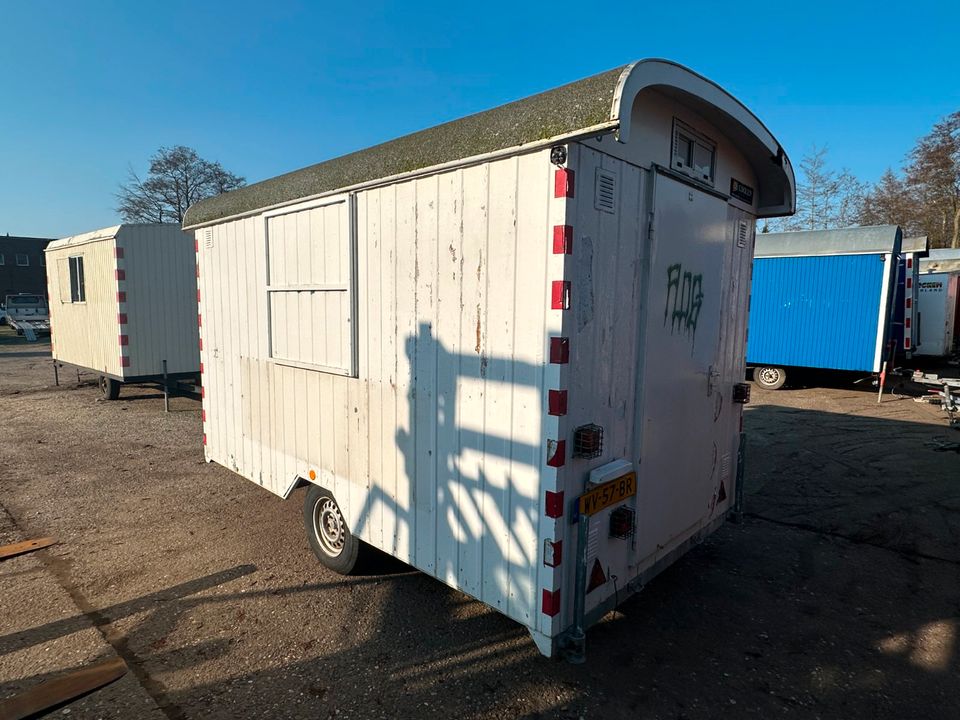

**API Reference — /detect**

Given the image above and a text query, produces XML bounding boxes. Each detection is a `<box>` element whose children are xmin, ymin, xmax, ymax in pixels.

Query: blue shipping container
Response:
<box><xmin>747</xmin><ymin>226</ymin><xmax>902</xmax><ymax>374</ymax></box>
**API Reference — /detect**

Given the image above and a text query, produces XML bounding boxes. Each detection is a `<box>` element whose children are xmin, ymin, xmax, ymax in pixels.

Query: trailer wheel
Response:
<box><xmin>753</xmin><ymin>366</ymin><xmax>786</xmax><ymax>391</ymax></box>
<box><xmin>303</xmin><ymin>485</ymin><xmax>359</xmax><ymax>574</ymax></box>
<box><xmin>99</xmin><ymin>376</ymin><xmax>121</xmax><ymax>400</ymax></box>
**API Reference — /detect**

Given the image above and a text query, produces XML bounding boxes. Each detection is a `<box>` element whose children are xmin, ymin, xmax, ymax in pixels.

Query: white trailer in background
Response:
<box><xmin>183</xmin><ymin>59</ymin><xmax>795</xmax><ymax>659</ymax></box>
<box><xmin>3</xmin><ymin>293</ymin><xmax>50</xmax><ymax>341</ymax></box>
<box><xmin>916</xmin><ymin>251</ymin><xmax>960</xmax><ymax>357</ymax></box>
<box><xmin>45</xmin><ymin>224</ymin><xmax>200</xmax><ymax>400</ymax></box>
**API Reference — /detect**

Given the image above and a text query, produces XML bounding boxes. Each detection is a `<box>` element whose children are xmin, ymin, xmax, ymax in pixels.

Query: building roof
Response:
<box><xmin>184</xmin><ymin>59</ymin><xmax>795</xmax><ymax>229</ymax></box>
<box><xmin>754</xmin><ymin>225</ymin><xmax>902</xmax><ymax>258</ymax></box>
<box><xmin>0</xmin><ymin>235</ymin><xmax>55</xmax><ymax>247</ymax></box>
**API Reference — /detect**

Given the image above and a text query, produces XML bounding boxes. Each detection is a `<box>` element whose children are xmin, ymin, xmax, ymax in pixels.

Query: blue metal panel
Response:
<box><xmin>747</xmin><ymin>254</ymin><xmax>888</xmax><ymax>372</ymax></box>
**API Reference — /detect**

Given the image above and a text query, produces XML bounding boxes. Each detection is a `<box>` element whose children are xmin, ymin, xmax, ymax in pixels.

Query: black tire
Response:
<box><xmin>99</xmin><ymin>376</ymin><xmax>121</xmax><ymax>400</ymax></box>
<box><xmin>303</xmin><ymin>484</ymin><xmax>360</xmax><ymax>574</ymax></box>
<box><xmin>753</xmin><ymin>366</ymin><xmax>787</xmax><ymax>391</ymax></box>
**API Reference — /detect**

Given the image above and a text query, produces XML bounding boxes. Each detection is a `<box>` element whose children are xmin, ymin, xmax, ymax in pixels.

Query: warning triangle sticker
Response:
<box><xmin>586</xmin><ymin>559</ymin><xmax>606</xmax><ymax>594</ymax></box>
<box><xmin>718</xmin><ymin>481</ymin><xmax>727</xmax><ymax>503</ymax></box>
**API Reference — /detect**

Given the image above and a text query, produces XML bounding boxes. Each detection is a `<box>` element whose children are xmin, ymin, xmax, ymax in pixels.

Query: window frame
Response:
<box><xmin>15</xmin><ymin>253</ymin><xmax>29</xmax><ymax>267</ymax></box>
<box><xmin>262</xmin><ymin>193</ymin><xmax>359</xmax><ymax>377</ymax></box>
<box><xmin>68</xmin><ymin>255</ymin><xmax>86</xmax><ymax>303</ymax></box>
<box><xmin>671</xmin><ymin>118</ymin><xmax>717</xmax><ymax>187</ymax></box>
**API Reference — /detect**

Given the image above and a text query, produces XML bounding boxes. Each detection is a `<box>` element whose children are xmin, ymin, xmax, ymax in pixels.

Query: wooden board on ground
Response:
<box><xmin>0</xmin><ymin>657</ymin><xmax>127</xmax><ymax>720</ymax></box>
<box><xmin>0</xmin><ymin>537</ymin><xmax>56</xmax><ymax>561</ymax></box>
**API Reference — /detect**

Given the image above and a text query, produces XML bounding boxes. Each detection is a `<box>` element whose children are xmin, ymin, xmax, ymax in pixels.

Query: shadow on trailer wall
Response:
<box><xmin>349</xmin><ymin>321</ymin><xmax>545</xmax><ymax>597</ymax></box>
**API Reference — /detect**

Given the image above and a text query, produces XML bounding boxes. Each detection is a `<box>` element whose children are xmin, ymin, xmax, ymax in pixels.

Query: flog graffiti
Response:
<box><xmin>664</xmin><ymin>263</ymin><xmax>704</xmax><ymax>346</ymax></box>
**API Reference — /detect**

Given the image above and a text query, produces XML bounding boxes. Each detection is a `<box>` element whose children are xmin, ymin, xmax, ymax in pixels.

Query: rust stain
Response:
<box><xmin>475</xmin><ymin>305</ymin><xmax>482</xmax><ymax>354</ymax></box>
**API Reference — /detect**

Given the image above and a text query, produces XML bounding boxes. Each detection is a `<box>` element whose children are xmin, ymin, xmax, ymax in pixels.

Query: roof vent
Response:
<box><xmin>594</xmin><ymin>169</ymin><xmax>616</xmax><ymax>214</ymax></box>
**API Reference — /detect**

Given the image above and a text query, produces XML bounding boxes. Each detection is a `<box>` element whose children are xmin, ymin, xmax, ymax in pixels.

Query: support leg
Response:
<box><xmin>163</xmin><ymin>360</ymin><xmax>170</xmax><ymax>413</ymax></box>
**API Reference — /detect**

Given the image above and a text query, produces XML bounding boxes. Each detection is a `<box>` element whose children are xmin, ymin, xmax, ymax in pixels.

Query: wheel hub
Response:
<box><xmin>759</xmin><ymin>367</ymin><xmax>781</xmax><ymax>386</ymax></box>
<box><xmin>314</xmin><ymin>498</ymin><xmax>345</xmax><ymax>557</ymax></box>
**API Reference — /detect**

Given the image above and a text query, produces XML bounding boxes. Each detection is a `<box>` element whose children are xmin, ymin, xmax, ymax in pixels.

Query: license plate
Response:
<box><xmin>578</xmin><ymin>472</ymin><xmax>636</xmax><ymax>516</ymax></box>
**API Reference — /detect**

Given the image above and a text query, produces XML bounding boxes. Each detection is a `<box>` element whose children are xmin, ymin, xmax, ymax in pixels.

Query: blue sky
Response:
<box><xmin>1</xmin><ymin>0</ymin><xmax>957</xmax><ymax>238</ymax></box>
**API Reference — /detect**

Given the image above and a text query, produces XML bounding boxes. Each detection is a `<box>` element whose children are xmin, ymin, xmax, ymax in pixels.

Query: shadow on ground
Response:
<box><xmin>1</xmin><ymin>402</ymin><xmax>958</xmax><ymax>719</ymax></box>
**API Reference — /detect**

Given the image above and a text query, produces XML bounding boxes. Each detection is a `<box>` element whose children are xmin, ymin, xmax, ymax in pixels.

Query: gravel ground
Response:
<box><xmin>1</xmin><ymin>326</ymin><xmax>958</xmax><ymax>719</ymax></box>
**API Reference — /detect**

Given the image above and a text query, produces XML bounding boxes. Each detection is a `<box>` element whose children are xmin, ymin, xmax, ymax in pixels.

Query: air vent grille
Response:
<box><xmin>594</xmin><ymin>169</ymin><xmax>616</xmax><ymax>214</ymax></box>
<box><xmin>203</xmin><ymin>228</ymin><xmax>214</xmax><ymax>249</ymax></box>
<box><xmin>737</xmin><ymin>220</ymin><xmax>749</xmax><ymax>248</ymax></box>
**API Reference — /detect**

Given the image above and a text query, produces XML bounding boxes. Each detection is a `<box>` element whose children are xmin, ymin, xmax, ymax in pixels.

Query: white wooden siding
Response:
<box><xmin>200</xmin><ymin>149</ymin><xmax>559</xmax><ymax>630</ymax></box>
<box><xmin>47</xmin><ymin>239</ymin><xmax>121</xmax><ymax>376</ymax></box>
<box><xmin>559</xmin><ymin>145</ymin><xmax>649</xmax><ymax>625</ymax></box>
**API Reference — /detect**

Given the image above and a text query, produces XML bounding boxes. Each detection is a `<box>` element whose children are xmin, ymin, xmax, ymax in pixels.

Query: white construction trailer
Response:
<box><xmin>183</xmin><ymin>59</ymin><xmax>795</xmax><ymax>659</ymax></box>
<box><xmin>916</xmin><ymin>250</ymin><xmax>960</xmax><ymax>357</ymax></box>
<box><xmin>46</xmin><ymin>224</ymin><xmax>200</xmax><ymax>400</ymax></box>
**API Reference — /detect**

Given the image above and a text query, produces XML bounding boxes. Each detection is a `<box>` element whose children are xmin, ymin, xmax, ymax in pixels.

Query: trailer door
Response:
<box><xmin>633</xmin><ymin>173</ymin><xmax>732</xmax><ymax>567</ymax></box>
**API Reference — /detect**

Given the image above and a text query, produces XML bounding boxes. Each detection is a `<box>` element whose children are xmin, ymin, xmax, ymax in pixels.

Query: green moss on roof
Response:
<box><xmin>183</xmin><ymin>65</ymin><xmax>627</xmax><ymax>228</ymax></box>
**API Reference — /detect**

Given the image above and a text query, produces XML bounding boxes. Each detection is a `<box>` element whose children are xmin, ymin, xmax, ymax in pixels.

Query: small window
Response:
<box><xmin>672</xmin><ymin>119</ymin><xmax>716</xmax><ymax>186</ymax></box>
<box><xmin>0</xmin><ymin>253</ymin><xmax>4</xmax><ymax>265</ymax></box>
<box><xmin>675</xmin><ymin>133</ymin><xmax>693</xmax><ymax>168</ymax></box>
<box><xmin>40</xmin><ymin>253</ymin><xmax>45</xmax><ymax>267</ymax></box>
<box><xmin>15</xmin><ymin>253</ymin><xmax>29</xmax><ymax>267</ymax></box>
<box><xmin>69</xmin><ymin>256</ymin><xmax>85</xmax><ymax>303</ymax></box>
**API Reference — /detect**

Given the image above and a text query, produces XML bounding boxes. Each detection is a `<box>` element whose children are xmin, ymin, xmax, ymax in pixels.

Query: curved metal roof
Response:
<box><xmin>45</xmin><ymin>224</ymin><xmax>178</xmax><ymax>251</ymax></box>
<box><xmin>184</xmin><ymin>59</ymin><xmax>794</xmax><ymax>229</ymax></box>
<box><xmin>755</xmin><ymin>226</ymin><xmax>902</xmax><ymax>258</ymax></box>
<box><xmin>45</xmin><ymin>225</ymin><xmax>123</xmax><ymax>250</ymax></box>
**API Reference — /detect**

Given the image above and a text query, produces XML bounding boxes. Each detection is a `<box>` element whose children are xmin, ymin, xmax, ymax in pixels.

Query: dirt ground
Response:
<box><xmin>1</xmin><ymin>325</ymin><xmax>959</xmax><ymax>719</ymax></box>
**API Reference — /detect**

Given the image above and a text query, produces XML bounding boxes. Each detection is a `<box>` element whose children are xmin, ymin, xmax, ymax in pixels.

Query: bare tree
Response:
<box><xmin>905</xmin><ymin>112</ymin><xmax>960</xmax><ymax>248</ymax></box>
<box><xmin>859</xmin><ymin>168</ymin><xmax>921</xmax><ymax>233</ymax></box>
<box><xmin>116</xmin><ymin>146</ymin><xmax>245</xmax><ymax>224</ymax></box>
<box><xmin>769</xmin><ymin>145</ymin><xmax>865</xmax><ymax>232</ymax></box>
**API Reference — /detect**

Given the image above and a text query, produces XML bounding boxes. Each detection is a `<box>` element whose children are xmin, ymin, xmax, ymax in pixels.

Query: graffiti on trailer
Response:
<box><xmin>664</xmin><ymin>263</ymin><xmax>704</xmax><ymax>346</ymax></box>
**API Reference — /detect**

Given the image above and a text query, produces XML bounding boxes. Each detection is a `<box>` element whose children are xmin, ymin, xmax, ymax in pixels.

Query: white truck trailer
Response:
<box><xmin>183</xmin><ymin>59</ymin><xmax>795</xmax><ymax>659</ymax></box>
<box><xmin>45</xmin><ymin>224</ymin><xmax>200</xmax><ymax>400</ymax></box>
<box><xmin>916</xmin><ymin>251</ymin><xmax>960</xmax><ymax>357</ymax></box>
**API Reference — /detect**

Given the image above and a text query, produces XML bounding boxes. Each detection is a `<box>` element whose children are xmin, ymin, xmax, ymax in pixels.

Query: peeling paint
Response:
<box><xmin>576</xmin><ymin>235</ymin><xmax>595</xmax><ymax>331</ymax></box>
<box><xmin>475</xmin><ymin>305</ymin><xmax>482</xmax><ymax>355</ymax></box>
